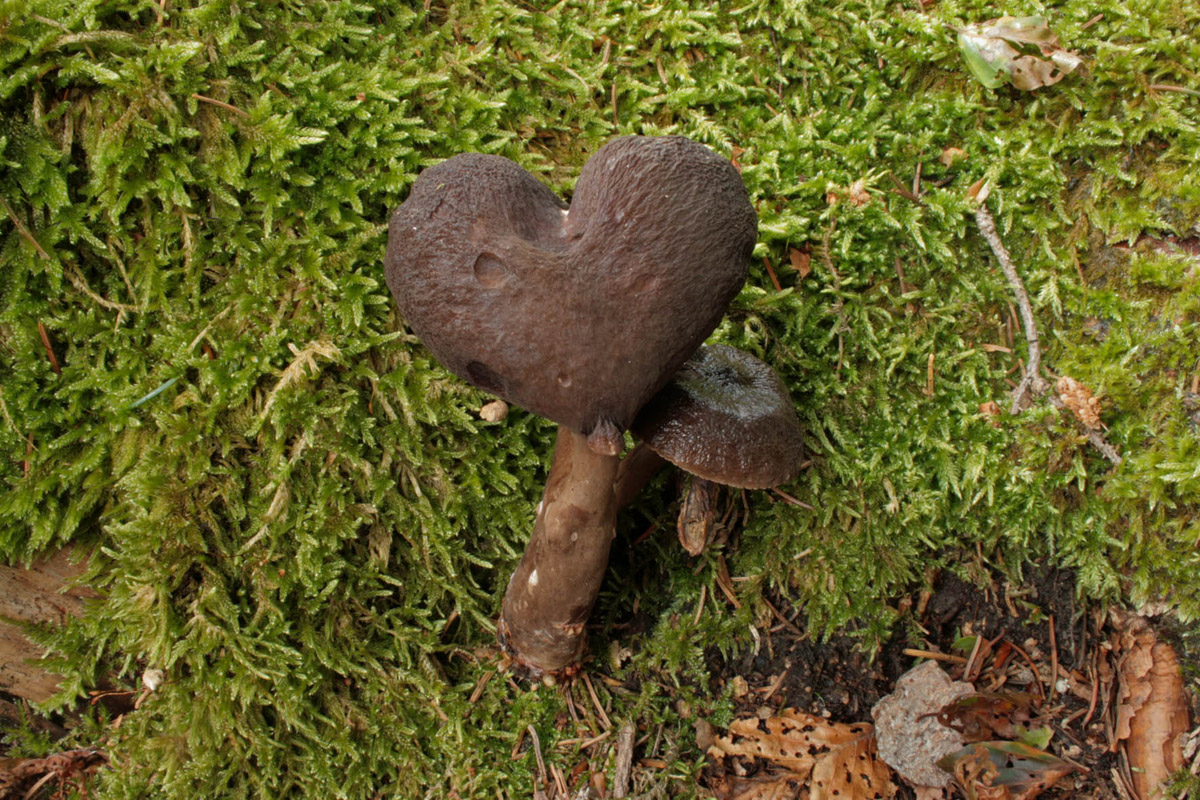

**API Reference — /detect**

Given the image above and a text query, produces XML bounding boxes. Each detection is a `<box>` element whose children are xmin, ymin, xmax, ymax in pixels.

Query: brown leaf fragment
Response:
<box><xmin>938</xmin><ymin>692</ymin><xmax>1038</xmax><ymax>742</ymax></box>
<box><xmin>979</xmin><ymin>401</ymin><xmax>1002</xmax><ymax>427</ymax></box>
<box><xmin>706</xmin><ymin>708</ymin><xmax>896</xmax><ymax>799</ymax></box>
<box><xmin>1055</xmin><ymin>376</ymin><xmax>1102</xmax><ymax>429</ymax></box>
<box><xmin>789</xmin><ymin>247</ymin><xmax>812</xmax><ymax>280</ymax></box>
<box><xmin>678</xmin><ymin>476</ymin><xmax>720</xmax><ymax>556</ymax></box>
<box><xmin>1112</xmin><ymin>611</ymin><xmax>1191</xmax><ymax>799</ymax></box>
<box><xmin>957</xmin><ymin>16</ymin><xmax>1082</xmax><ymax>91</ymax></box>
<box><xmin>938</xmin><ymin>741</ymin><xmax>1078</xmax><ymax>800</ymax></box>
<box><xmin>940</xmin><ymin>147</ymin><xmax>967</xmax><ymax>167</ymax></box>
<box><xmin>846</xmin><ymin>178</ymin><xmax>872</xmax><ymax>206</ymax></box>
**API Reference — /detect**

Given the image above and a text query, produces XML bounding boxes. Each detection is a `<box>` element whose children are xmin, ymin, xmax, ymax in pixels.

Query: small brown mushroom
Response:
<box><xmin>385</xmin><ymin>136</ymin><xmax>756</xmax><ymax>677</ymax></box>
<box><xmin>616</xmin><ymin>344</ymin><xmax>804</xmax><ymax>554</ymax></box>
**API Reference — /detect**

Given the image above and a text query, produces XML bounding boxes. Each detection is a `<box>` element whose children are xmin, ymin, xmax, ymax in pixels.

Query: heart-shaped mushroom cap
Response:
<box><xmin>385</xmin><ymin>136</ymin><xmax>756</xmax><ymax>441</ymax></box>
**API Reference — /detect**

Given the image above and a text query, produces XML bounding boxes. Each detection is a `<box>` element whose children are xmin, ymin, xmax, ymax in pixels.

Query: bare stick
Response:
<box><xmin>191</xmin><ymin>93</ymin><xmax>250</xmax><ymax>118</ymax></box>
<box><xmin>974</xmin><ymin>203</ymin><xmax>1048</xmax><ymax>412</ymax></box>
<box><xmin>613</xmin><ymin>720</ymin><xmax>636</xmax><ymax>797</ymax></box>
<box><xmin>1</xmin><ymin>197</ymin><xmax>51</xmax><ymax>260</ymax></box>
<box><xmin>975</xmin><ymin>199</ymin><xmax>1122</xmax><ymax>465</ymax></box>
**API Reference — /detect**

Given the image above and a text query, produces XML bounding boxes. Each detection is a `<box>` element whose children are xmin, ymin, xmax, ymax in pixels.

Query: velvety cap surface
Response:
<box><xmin>631</xmin><ymin>344</ymin><xmax>803</xmax><ymax>488</ymax></box>
<box><xmin>384</xmin><ymin>136</ymin><xmax>756</xmax><ymax>441</ymax></box>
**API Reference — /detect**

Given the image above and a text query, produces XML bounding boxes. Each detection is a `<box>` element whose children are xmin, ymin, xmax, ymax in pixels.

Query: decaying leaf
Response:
<box><xmin>826</xmin><ymin>178</ymin><xmax>874</xmax><ymax>207</ymax></box>
<box><xmin>1112</xmin><ymin>611</ymin><xmax>1191</xmax><ymax>799</ymax></box>
<box><xmin>678</xmin><ymin>476</ymin><xmax>721</xmax><ymax>556</ymax></box>
<box><xmin>789</xmin><ymin>247</ymin><xmax>812</xmax><ymax>280</ymax></box>
<box><xmin>705</xmin><ymin>708</ymin><xmax>896</xmax><ymax>799</ymax></box>
<box><xmin>937</xmin><ymin>692</ymin><xmax>1038</xmax><ymax>742</ymax></box>
<box><xmin>1055</xmin><ymin>377</ymin><xmax>1102</xmax><ymax>429</ymax></box>
<box><xmin>978</xmin><ymin>401</ymin><xmax>1002</xmax><ymax>427</ymax></box>
<box><xmin>957</xmin><ymin>17</ymin><xmax>1082</xmax><ymax>91</ymax></box>
<box><xmin>938</xmin><ymin>741</ymin><xmax>1078</xmax><ymax>799</ymax></box>
<box><xmin>940</xmin><ymin>147</ymin><xmax>967</xmax><ymax>167</ymax></box>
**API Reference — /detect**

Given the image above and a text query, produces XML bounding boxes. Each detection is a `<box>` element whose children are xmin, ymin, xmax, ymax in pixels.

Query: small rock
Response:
<box><xmin>479</xmin><ymin>399</ymin><xmax>508</xmax><ymax>422</ymax></box>
<box><xmin>872</xmin><ymin>660</ymin><xmax>974</xmax><ymax>789</ymax></box>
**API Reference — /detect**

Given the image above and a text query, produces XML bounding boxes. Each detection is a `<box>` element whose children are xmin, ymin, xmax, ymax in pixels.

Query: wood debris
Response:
<box><xmin>1111</xmin><ymin>611</ymin><xmax>1191</xmax><ymax>799</ymax></box>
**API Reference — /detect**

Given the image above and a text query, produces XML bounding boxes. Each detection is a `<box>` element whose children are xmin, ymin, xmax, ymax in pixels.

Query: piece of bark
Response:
<box><xmin>0</xmin><ymin>546</ymin><xmax>97</xmax><ymax>702</ymax></box>
<box><xmin>1112</xmin><ymin>611</ymin><xmax>1191</xmax><ymax>799</ymax></box>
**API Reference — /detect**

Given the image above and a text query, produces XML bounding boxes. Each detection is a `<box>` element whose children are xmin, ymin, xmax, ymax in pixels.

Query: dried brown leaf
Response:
<box><xmin>940</xmin><ymin>147</ymin><xmax>967</xmax><ymax>167</ymax></box>
<box><xmin>677</xmin><ymin>476</ymin><xmax>720</xmax><ymax>556</ymax></box>
<box><xmin>789</xmin><ymin>247</ymin><xmax>812</xmax><ymax>280</ymax></box>
<box><xmin>957</xmin><ymin>16</ymin><xmax>1082</xmax><ymax>91</ymax></box>
<box><xmin>706</xmin><ymin>709</ymin><xmax>896</xmax><ymax>799</ymax></box>
<box><xmin>939</xmin><ymin>741</ymin><xmax>1077</xmax><ymax>800</ymax></box>
<box><xmin>938</xmin><ymin>692</ymin><xmax>1037</xmax><ymax>742</ymax></box>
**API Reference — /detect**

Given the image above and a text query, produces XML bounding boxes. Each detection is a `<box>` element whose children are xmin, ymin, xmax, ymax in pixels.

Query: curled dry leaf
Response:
<box><xmin>677</xmin><ymin>476</ymin><xmax>721</xmax><ymax>556</ymax></box>
<box><xmin>705</xmin><ymin>708</ymin><xmax>896</xmax><ymax>799</ymax></box>
<box><xmin>978</xmin><ymin>401</ymin><xmax>1002</xmax><ymax>427</ymax></box>
<box><xmin>937</xmin><ymin>692</ymin><xmax>1039</xmax><ymax>743</ymax></box>
<box><xmin>789</xmin><ymin>247</ymin><xmax>812</xmax><ymax>280</ymax></box>
<box><xmin>938</xmin><ymin>741</ymin><xmax>1078</xmax><ymax>800</ymax></box>
<box><xmin>940</xmin><ymin>147</ymin><xmax>967</xmax><ymax>167</ymax></box>
<box><xmin>1112</xmin><ymin>610</ymin><xmax>1191</xmax><ymax>799</ymax></box>
<box><xmin>1055</xmin><ymin>377</ymin><xmax>1102</xmax><ymax>429</ymax></box>
<box><xmin>827</xmin><ymin>179</ymin><xmax>873</xmax><ymax>207</ymax></box>
<box><xmin>957</xmin><ymin>16</ymin><xmax>1082</xmax><ymax>91</ymax></box>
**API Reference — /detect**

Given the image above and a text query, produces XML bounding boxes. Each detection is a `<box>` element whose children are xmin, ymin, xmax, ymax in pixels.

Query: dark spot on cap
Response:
<box><xmin>466</xmin><ymin>361</ymin><xmax>505</xmax><ymax>395</ymax></box>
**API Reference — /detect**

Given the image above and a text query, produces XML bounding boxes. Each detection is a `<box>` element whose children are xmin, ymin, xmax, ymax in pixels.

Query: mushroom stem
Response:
<box><xmin>499</xmin><ymin>427</ymin><xmax>621</xmax><ymax>676</ymax></box>
<box><xmin>613</xmin><ymin>442</ymin><xmax>669</xmax><ymax>510</ymax></box>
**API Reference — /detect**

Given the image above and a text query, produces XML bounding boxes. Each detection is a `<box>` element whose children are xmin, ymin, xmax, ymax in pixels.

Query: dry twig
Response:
<box><xmin>613</xmin><ymin>721</ymin><xmax>636</xmax><ymax>797</ymax></box>
<box><xmin>973</xmin><ymin>197</ymin><xmax>1122</xmax><ymax>465</ymax></box>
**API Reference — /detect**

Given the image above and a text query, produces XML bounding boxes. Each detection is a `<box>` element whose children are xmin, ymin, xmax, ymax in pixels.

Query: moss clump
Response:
<box><xmin>1</xmin><ymin>0</ymin><xmax>1197</xmax><ymax>796</ymax></box>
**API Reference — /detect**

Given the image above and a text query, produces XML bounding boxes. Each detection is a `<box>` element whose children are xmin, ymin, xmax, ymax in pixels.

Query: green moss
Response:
<box><xmin>1</xmin><ymin>0</ymin><xmax>1197</xmax><ymax>796</ymax></box>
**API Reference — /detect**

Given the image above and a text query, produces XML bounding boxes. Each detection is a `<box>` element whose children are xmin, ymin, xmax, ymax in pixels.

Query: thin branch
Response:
<box><xmin>974</xmin><ymin>202</ymin><xmax>1048</xmax><ymax>412</ymax></box>
<box><xmin>191</xmin><ymin>93</ymin><xmax>250</xmax><ymax>118</ymax></box>
<box><xmin>974</xmin><ymin>197</ymin><xmax>1122</xmax><ymax>465</ymax></box>
<box><xmin>37</xmin><ymin>322</ymin><xmax>61</xmax><ymax>374</ymax></box>
<box><xmin>67</xmin><ymin>264</ymin><xmax>139</xmax><ymax>313</ymax></box>
<box><xmin>0</xmin><ymin>197</ymin><xmax>51</xmax><ymax>260</ymax></box>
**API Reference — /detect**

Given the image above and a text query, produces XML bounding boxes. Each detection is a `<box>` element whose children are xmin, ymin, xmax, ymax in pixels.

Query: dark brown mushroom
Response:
<box><xmin>630</xmin><ymin>344</ymin><xmax>804</xmax><ymax>489</ymax></box>
<box><xmin>385</xmin><ymin>136</ymin><xmax>756</xmax><ymax>677</ymax></box>
<box><xmin>617</xmin><ymin>344</ymin><xmax>804</xmax><ymax>554</ymax></box>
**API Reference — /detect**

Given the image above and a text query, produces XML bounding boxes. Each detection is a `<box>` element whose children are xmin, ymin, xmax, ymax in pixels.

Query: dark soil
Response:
<box><xmin>701</xmin><ymin>562</ymin><xmax>1159</xmax><ymax>799</ymax></box>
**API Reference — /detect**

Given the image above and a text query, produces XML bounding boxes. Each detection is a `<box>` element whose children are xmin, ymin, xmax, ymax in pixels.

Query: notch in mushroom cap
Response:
<box><xmin>630</xmin><ymin>344</ymin><xmax>804</xmax><ymax>489</ymax></box>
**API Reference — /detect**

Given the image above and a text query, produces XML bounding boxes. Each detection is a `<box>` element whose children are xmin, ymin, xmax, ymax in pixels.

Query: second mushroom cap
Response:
<box><xmin>631</xmin><ymin>344</ymin><xmax>804</xmax><ymax>490</ymax></box>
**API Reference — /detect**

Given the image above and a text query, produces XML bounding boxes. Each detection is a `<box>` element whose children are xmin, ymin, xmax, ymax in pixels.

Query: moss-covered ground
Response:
<box><xmin>1</xmin><ymin>0</ymin><xmax>1198</xmax><ymax>797</ymax></box>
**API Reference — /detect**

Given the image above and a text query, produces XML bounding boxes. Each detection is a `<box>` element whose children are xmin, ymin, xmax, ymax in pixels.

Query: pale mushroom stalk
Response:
<box><xmin>499</xmin><ymin>428</ymin><xmax>620</xmax><ymax>674</ymax></box>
